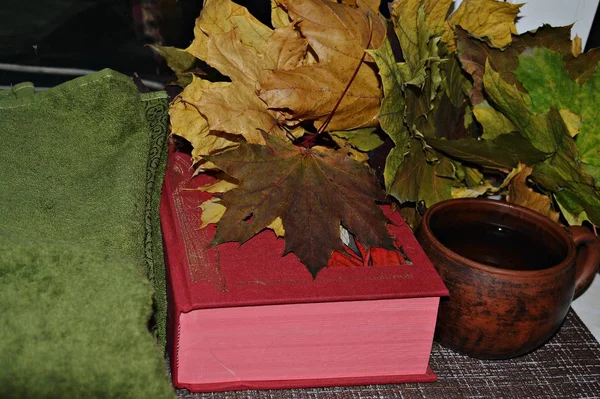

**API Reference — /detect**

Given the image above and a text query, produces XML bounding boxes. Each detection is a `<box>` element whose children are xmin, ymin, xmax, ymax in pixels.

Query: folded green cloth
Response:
<box><xmin>0</xmin><ymin>70</ymin><xmax>174</xmax><ymax>398</ymax></box>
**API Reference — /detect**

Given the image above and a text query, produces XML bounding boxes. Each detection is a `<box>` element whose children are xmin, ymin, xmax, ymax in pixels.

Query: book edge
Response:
<box><xmin>176</xmin><ymin>366</ymin><xmax>437</xmax><ymax>392</ymax></box>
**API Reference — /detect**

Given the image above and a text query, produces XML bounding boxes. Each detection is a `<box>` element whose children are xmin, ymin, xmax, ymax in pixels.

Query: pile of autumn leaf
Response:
<box><xmin>157</xmin><ymin>0</ymin><xmax>600</xmax><ymax>276</ymax></box>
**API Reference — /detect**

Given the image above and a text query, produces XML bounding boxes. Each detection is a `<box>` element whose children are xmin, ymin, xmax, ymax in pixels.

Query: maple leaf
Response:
<box><xmin>482</xmin><ymin>63</ymin><xmax>600</xmax><ymax>225</ymax></box>
<box><xmin>258</xmin><ymin>0</ymin><xmax>386</xmax><ymax>131</ymax></box>
<box><xmin>387</xmin><ymin>139</ymin><xmax>457</xmax><ymax>206</ymax></box>
<box><xmin>169</xmin><ymin>76</ymin><xmax>240</xmax><ymax>164</ymax></box>
<box><xmin>441</xmin><ymin>0</ymin><xmax>521</xmax><ymax>51</ymax></box>
<box><xmin>186</xmin><ymin>0</ymin><xmax>271</xmax><ymax>61</ymax></box>
<box><xmin>507</xmin><ymin>166</ymin><xmax>560</xmax><ymax>222</ymax></box>
<box><xmin>149</xmin><ymin>45</ymin><xmax>201</xmax><ymax>87</ymax></box>
<box><xmin>205</xmin><ymin>134</ymin><xmax>395</xmax><ymax>277</ymax></box>
<box><xmin>370</xmin><ymin>35</ymin><xmax>458</xmax><ymax>207</ymax></box>
<box><xmin>456</xmin><ymin>25</ymin><xmax>574</xmax><ymax>105</ymax></box>
<box><xmin>515</xmin><ymin>47</ymin><xmax>600</xmax><ymax>184</ymax></box>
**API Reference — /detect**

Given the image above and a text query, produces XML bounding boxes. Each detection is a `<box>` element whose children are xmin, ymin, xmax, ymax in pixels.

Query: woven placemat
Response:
<box><xmin>176</xmin><ymin>309</ymin><xmax>600</xmax><ymax>399</ymax></box>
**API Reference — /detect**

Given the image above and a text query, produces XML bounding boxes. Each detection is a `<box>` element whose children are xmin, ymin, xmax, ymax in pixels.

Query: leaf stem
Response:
<box><xmin>317</xmin><ymin>13</ymin><xmax>374</xmax><ymax>134</ymax></box>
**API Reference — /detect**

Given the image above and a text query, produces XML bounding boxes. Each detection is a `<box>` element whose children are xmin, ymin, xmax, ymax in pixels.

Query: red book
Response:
<box><xmin>160</xmin><ymin>144</ymin><xmax>448</xmax><ymax>392</ymax></box>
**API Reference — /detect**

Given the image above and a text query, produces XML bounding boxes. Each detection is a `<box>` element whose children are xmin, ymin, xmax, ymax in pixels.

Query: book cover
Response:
<box><xmin>160</xmin><ymin>143</ymin><xmax>448</xmax><ymax>392</ymax></box>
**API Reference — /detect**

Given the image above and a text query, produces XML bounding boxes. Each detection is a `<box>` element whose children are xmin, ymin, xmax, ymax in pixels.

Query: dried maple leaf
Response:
<box><xmin>442</xmin><ymin>0</ymin><xmax>521</xmax><ymax>51</ymax></box>
<box><xmin>205</xmin><ymin>133</ymin><xmax>395</xmax><ymax>277</ymax></box>
<box><xmin>195</xmin><ymin>23</ymin><xmax>308</xmax><ymax>142</ymax></box>
<box><xmin>186</xmin><ymin>0</ymin><xmax>271</xmax><ymax>60</ymax></box>
<box><xmin>169</xmin><ymin>76</ymin><xmax>240</xmax><ymax>163</ymax></box>
<box><xmin>258</xmin><ymin>0</ymin><xmax>386</xmax><ymax>131</ymax></box>
<box><xmin>507</xmin><ymin>166</ymin><xmax>560</xmax><ymax>222</ymax></box>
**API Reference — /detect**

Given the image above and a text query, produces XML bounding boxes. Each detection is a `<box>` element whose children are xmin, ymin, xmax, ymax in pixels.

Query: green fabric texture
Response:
<box><xmin>142</xmin><ymin>90</ymin><xmax>170</xmax><ymax>351</ymax></box>
<box><xmin>0</xmin><ymin>69</ymin><xmax>174</xmax><ymax>398</ymax></box>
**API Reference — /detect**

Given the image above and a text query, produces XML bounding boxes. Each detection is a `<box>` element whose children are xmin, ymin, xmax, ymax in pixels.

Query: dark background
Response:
<box><xmin>0</xmin><ymin>0</ymin><xmax>599</xmax><ymax>89</ymax></box>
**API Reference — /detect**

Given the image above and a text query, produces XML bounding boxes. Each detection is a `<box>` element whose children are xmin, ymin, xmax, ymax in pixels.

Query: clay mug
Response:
<box><xmin>415</xmin><ymin>198</ymin><xmax>600</xmax><ymax>359</ymax></box>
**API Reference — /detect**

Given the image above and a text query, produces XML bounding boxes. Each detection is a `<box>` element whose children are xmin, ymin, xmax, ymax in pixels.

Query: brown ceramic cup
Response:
<box><xmin>415</xmin><ymin>198</ymin><xmax>600</xmax><ymax>359</ymax></box>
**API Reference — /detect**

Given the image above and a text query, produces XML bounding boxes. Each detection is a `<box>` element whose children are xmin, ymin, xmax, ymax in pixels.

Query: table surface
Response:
<box><xmin>176</xmin><ymin>309</ymin><xmax>600</xmax><ymax>399</ymax></box>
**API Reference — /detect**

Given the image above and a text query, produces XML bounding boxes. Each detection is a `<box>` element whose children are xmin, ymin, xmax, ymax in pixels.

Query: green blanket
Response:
<box><xmin>0</xmin><ymin>70</ymin><xmax>174</xmax><ymax>398</ymax></box>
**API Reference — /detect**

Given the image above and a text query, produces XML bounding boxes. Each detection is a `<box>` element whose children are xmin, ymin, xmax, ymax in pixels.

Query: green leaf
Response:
<box><xmin>150</xmin><ymin>45</ymin><xmax>200</xmax><ymax>86</ymax></box>
<box><xmin>427</xmin><ymin>132</ymin><xmax>550</xmax><ymax>170</ymax></box>
<box><xmin>390</xmin><ymin>2</ymin><xmax>435</xmax><ymax>86</ymax></box>
<box><xmin>456</xmin><ymin>25</ymin><xmax>574</xmax><ymax>104</ymax></box>
<box><xmin>433</xmin><ymin>94</ymin><xmax>479</xmax><ymax>140</ymax></box>
<box><xmin>516</xmin><ymin>47</ymin><xmax>600</xmax><ymax>183</ymax></box>
<box><xmin>482</xmin><ymin>61</ymin><xmax>559</xmax><ymax>154</ymax></box>
<box><xmin>530</xmin><ymin>109</ymin><xmax>600</xmax><ymax>225</ymax></box>
<box><xmin>472</xmin><ymin>100</ymin><xmax>517</xmax><ymax>140</ymax></box>
<box><xmin>441</xmin><ymin>53</ymin><xmax>473</xmax><ymax>108</ymax></box>
<box><xmin>388</xmin><ymin>139</ymin><xmax>455</xmax><ymax>206</ymax></box>
<box><xmin>368</xmin><ymin>38</ymin><xmax>407</xmax><ymax>144</ymax></box>
<box><xmin>555</xmin><ymin>193</ymin><xmax>590</xmax><ymax>226</ymax></box>
<box><xmin>330</xmin><ymin>127</ymin><xmax>385</xmax><ymax>152</ymax></box>
<box><xmin>383</xmin><ymin>137</ymin><xmax>410</xmax><ymax>191</ymax></box>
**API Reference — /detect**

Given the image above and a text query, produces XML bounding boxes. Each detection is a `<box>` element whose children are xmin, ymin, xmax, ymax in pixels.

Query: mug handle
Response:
<box><xmin>568</xmin><ymin>225</ymin><xmax>600</xmax><ymax>299</ymax></box>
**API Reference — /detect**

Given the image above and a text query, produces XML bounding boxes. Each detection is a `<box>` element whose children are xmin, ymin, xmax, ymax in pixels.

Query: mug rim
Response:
<box><xmin>421</xmin><ymin>198</ymin><xmax>576</xmax><ymax>278</ymax></box>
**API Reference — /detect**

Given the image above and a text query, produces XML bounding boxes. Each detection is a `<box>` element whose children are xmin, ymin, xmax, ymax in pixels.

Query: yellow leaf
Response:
<box><xmin>279</xmin><ymin>0</ymin><xmax>385</xmax><ymax>67</ymax></box>
<box><xmin>258</xmin><ymin>0</ymin><xmax>385</xmax><ymax>131</ymax></box>
<box><xmin>268</xmin><ymin>217</ymin><xmax>285</xmax><ymax>237</ymax></box>
<box><xmin>259</xmin><ymin>64</ymin><xmax>380</xmax><ymax>131</ymax></box>
<box><xmin>201</xmin><ymin>197</ymin><xmax>286</xmax><ymax>235</ymax></box>
<box><xmin>200</xmin><ymin>198</ymin><xmax>226</xmax><ymax>228</ymax></box>
<box><xmin>186</xmin><ymin>0</ymin><xmax>271</xmax><ymax>60</ymax></box>
<box><xmin>328</xmin><ymin>136</ymin><xmax>370</xmax><ymax>164</ymax></box>
<box><xmin>391</xmin><ymin>0</ymin><xmax>453</xmax><ymax>37</ymax></box>
<box><xmin>507</xmin><ymin>166</ymin><xmax>560</xmax><ymax>222</ymax></box>
<box><xmin>263</xmin><ymin>23</ymin><xmax>309</xmax><ymax>72</ymax></box>
<box><xmin>559</xmin><ymin>109</ymin><xmax>582</xmax><ymax>137</ymax></box>
<box><xmin>198</xmin><ymin>81</ymin><xmax>288</xmax><ymax>143</ymax></box>
<box><xmin>206</xmin><ymin>30</ymin><xmax>266</xmax><ymax>85</ymax></box>
<box><xmin>194</xmin><ymin>23</ymin><xmax>309</xmax><ymax>141</ymax></box>
<box><xmin>169</xmin><ymin>76</ymin><xmax>238</xmax><ymax>163</ymax></box>
<box><xmin>271</xmin><ymin>0</ymin><xmax>290</xmax><ymax>28</ymax></box>
<box><xmin>353</xmin><ymin>0</ymin><xmax>382</xmax><ymax>15</ymax></box>
<box><xmin>452</xmin><ymin>164</ymin><xmax>524</xmax><ymax>198</ymax></box>
<box><xmin>443</xmin><ymin>0</ymin><xmax>521</xmax><ymax>51</ymax></box>
<box><xmin>193</xmin><ymin>160</ymin><xmax>220</xmax><ymax>174</ymax></box>
<box><xmin>198</xmin><ymin>177</ymin><xmax>238</xmax><ymax>193</ymax></box>
<box><xmin>473</xmin><ymin>100</ymin><xmax>518</xmax><ymax>140</ymax></box>
<box><xmin>572</xmin><ymin>34</ymin><xmax>582</xmax><ymax>57</ymax></box>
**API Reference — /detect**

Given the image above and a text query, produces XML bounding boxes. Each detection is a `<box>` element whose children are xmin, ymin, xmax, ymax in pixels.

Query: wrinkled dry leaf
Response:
<box><xmin>329</xmin><ymin>136</ymin><xmax>371</xmax><ymax>163</ymax></box>
<box><xmin>197</xmin><ymin>80</ymin><xmax>287</xmax><ymax>143</ymax></box>
<box><xmin>443</xmin><ymin>0</ymin><xmax>521</xmax><ymax>51</ymax></box>
<box><xmin>169</xmin><ymin>76</ymin><xmax>238</xmax><ymax>163</ymax></box>
<box><xmin>389</xmin><ymin>0</ymin><xmax>445</xmax><ymax>87</ymax></box>
<box><xmin>149</xmin><ymin>45</ymin><xmax>200</xmax><ymax>86</ymax></box>
<box><xmin>330</xmin><ymin>127</ymin><xmax>384</xmax><ymax>152</ymax></box>
<box><xmin>200</xmin><ymin>193</ymin><xmax>285</xmax><ymax>236</ymax></box>
<box><xmin>572</xmin><ymin>34</ymin><xmax>582</xmax><ymax>57</ymax></box>
<box><xmin>200</xmin><ymin>198</ymin><xmax>227</xmax><ymax>228</ymax></box>
<box><xmin>186</xmin><ymin>0</ymin><xmax>271</xmax><ymax>60</ymax></box>
<box><xmin>472</xmin><ymin>101</ymin><xmax>517</xmax><ymax>140</ymax></box>
<box><xmin>206</xmin><ymin>134</ymin><xmax>395</xmax><ymax>277</ymax></box>
<box><xmin>198</xmin><ymin>178</ymin><xmax>238</xmax><ymax>193</ymax></box>
<box><xmin>516</xmin><ymin>47</ymin><xmax>600</xmax><ymax>182</ymax></box>
<box><xmin>259</xmin><ymin>64</ymin><xmax>381</xmax><ymax>131</ymax></box>
<box><xmin>559</xmin><ymin>109</ymin><xmax>582</xmax><ymax>138</ymax></box>
<box><xmin>259</xmin><ymin>0</ymin><xmax>385</xmax><ymax>131</ymax></box>
<box><xmin>189</xmin><ymin>23</ymin><xmax>309</xmax><ymax>142</ymax></box>
<box><xmin>507</xmin><ymin>166</ymin><xmax>560</xmax><ymax>222</ymax></box>
<box><xmin>452</xmin><ymin>163</ymin><xmax>524</xmax><ymax>198</ymax></box>
<box><xmin>456</xmin><ymin>25</ymin><xmax>574</xmax><ymax>105</ymax></box>
<box><xmin>271</xmin><ymin>0</ymin><xmax>290</xmax><ymax>28</ymax></box>
<box><xmin>268</xmin><ymin>217</ymin><xmax>286</xmax><ymax>237</ymax></box>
